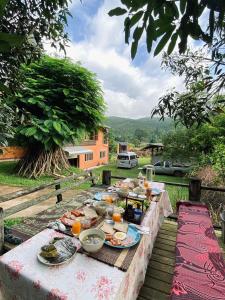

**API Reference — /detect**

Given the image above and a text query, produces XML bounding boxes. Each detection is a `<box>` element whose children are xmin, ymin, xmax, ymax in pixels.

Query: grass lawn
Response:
<box><xmin>0</xmin><ymin>157</ymin><xmax>189</xmax><ymax>209</ymax></box>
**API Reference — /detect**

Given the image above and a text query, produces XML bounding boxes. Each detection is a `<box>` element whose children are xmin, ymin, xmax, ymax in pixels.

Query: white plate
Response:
<box><xmin>37</xmin><ymin>251</ymin><xmax>77</xmax><ymax>266</ymax></box>
<box><xmin>37</xmin><ymin>238</ymin><xmax>77</xmax><ymax>266</ymax></box>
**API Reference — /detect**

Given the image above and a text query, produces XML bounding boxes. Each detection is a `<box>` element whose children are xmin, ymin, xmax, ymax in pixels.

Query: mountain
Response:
<box><xmin>105</xmin><ymin>116</ymin><xmax>175</xmax><ymax>143</ymax></box>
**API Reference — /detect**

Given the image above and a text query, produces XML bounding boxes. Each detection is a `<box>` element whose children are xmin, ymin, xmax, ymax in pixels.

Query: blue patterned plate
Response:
<box><xmin>104</xmin><ymin>225</ymin><xmax>141</xmax><ymax>249</ymax></box>
<box><xmin>151</xmin><ymin>187</ymin><xmax>162</xmax><ymax>196</ymax></box>
<box><xmin>94</xmin><ymin>192</ymin><xmax>117</xmax><ymax>201</ymax></box>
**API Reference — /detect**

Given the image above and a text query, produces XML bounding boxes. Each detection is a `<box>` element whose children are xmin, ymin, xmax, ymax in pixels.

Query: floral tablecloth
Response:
<box><xmin>0</xmin><ymin>183</ymin><xmax>172</xmax><ymax>300</ymax></box>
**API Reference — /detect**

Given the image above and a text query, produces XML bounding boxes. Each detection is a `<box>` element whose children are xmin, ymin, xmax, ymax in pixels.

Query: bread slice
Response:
<box><xmin>113</xmin><ymin>222</ymin><xmax>128</xmax><ymax>233</ymax></box>
<box><xmin>83</xmin><ymin>207</ymin><xmax>98</xmax><ymax>219</ymax></box>
<box><xmin>101</xmin><ymin>223</ymin><xmax>115</xmax><ymax>235</ymax></box>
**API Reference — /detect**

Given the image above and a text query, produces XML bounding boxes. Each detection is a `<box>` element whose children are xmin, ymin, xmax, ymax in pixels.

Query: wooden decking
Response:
<box><xmin>138</xmin><ymin>219</ymin><xmax>225</xmax><ymax>300</ymax></box>
<box><xmin>138</xmin><ymin>220</ymin><xmax>176</xmax><ymax>300</ymax></box>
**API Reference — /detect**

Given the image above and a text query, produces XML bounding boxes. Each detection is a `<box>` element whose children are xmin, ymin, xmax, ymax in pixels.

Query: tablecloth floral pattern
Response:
<box><xmin>0</xmin><ymin>183</ymin><xmax>172</xmax><ymax>300</ymax></box>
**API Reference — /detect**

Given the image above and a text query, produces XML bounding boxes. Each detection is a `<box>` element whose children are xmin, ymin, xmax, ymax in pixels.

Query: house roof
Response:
<box><xmin>63</xmin><ymin>146</ymin><xmax>93</xmax><ymax>158</ymax></box>
<box><xmin>141</xmin><ymin>143</ymin><xmax>164</xmax><ymax>150</ymax></box>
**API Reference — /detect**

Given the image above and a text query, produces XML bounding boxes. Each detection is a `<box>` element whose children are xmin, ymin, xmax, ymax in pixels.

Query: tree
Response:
<box><xmin>0</xmin><ymin>0</ymin><xmax>71</xmax><ymax>94</ymax></box>
<box><xmin>134</xmin><ymin>128</ymin><xmax>148</xmax><ymax>142</ymax></box>
<box><xmin>15</xmin><ymin>56</ymin><xmax>105</xmax><ymax>178</ymax></box>
<box><xmin>0</xmin><ymin>99</ymin><xmax>16</xmax><ymax>146</ymax></box>
<box><xmin>151</xmin><ymin>50</ymin><xmax>225</xmax><ymax>127</ymax></box>
<box><xmin>162</xmin><ymin>113</ymin><xmax>225</xmax><ymax>162</ymax></box>
<box><xmin>109</xmin><ymin>1</ymin><xmax>225</xmax><ymax>127</ymax></box>
<box><xmin>109</xmin><ymin>1</ymin><xmax>225</xmax><ymax>58</ymax></box>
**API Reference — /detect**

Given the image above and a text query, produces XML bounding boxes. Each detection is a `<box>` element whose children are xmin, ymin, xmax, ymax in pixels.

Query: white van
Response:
<box><xmin>117</xmin><ymin>152</ymin><xmax>138</xmax><ymax>169</ymax></box>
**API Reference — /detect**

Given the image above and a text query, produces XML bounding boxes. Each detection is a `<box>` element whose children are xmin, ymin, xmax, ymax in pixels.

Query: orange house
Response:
<box><xmin>0</xmin><ymin>128</ymin><xmax>109</xmax><ymax>170</ymax></box>
<box><xmin>63</xmin><ymin>127</ymin><xmax>109</xmax><ymax>169</ymax></box>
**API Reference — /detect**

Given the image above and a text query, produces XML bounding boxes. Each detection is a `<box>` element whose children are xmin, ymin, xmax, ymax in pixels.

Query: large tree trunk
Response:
<box><xmin>16</xmin><ymin>145</ymin><xmax>70</xmax><ymax>178</ymax></box>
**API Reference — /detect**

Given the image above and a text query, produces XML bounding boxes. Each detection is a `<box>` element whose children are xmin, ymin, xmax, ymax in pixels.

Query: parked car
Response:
<box><xmin>117</xmin><ymin>152</ymin><xmax>138</xmax><ymax>169</ymax></box>
<box><xmin>143</xmin><ymin>161</ymin><xmax>191</xmax><ymax>176</ymax></box>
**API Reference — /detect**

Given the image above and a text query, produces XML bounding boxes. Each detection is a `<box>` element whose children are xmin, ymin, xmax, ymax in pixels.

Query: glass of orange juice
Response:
<box><xmin>144</xmin><ymin>180</ymin><xmax>149</xmax><ymax>189</ymax></box>
<box><xmin>112</xmin><ymin>213</ymin><xmax>121</xmax><ymax>222</ymax></box>
<box><xmin>72</xmin><ymin>220</ymin><xmax>81</xmax><ymax>235</ymax></box>
<box><xmin>104</xmin><ymin>194</ymin><xmax>113</xmax><ymax>204</ymax></box>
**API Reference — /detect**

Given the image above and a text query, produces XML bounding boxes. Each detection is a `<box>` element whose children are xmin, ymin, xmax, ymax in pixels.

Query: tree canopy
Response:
<box><xmin>0</xmin><ymin>0</ymin><xmax>71</xmax><ymax>94</ymax></box>
<box><xmin>109</xmin><ymin>0</ymin><xmax>225</xmax><ymax>59</ymax></box>
<box><xmin>15</xmin><ymin>56</ymin><xmax>105</xmax><ymax>177</ymax></box>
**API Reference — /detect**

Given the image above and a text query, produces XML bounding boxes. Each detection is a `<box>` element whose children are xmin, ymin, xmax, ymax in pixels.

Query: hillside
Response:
<box><xmin>106</xmin><ymin>116</ymin><xmax>175</xmax><ymax>144</ymax></box>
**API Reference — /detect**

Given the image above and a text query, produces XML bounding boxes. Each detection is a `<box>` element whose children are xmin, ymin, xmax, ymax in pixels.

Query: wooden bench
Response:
<box><xmin>0</xmin><ymin>172</ymin><xmax>95</xmax><ymax>253</ymax></box>
<box><xmin>170</xmin><ymin>202</ymin><xmax>225</xmax><ymax>299</ymax></box>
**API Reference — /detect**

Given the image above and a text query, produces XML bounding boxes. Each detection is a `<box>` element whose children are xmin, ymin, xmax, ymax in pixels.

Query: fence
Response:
<box><xmin>0</xmin><ymin>172</ymin><xmax>94</xmax><ymax>253</ymax></box>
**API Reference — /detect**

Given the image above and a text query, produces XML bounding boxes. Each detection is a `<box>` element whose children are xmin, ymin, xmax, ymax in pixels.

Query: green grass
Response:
<box><xmin>0</xmin><ymin>158</ymin><xmax>189</xmax><ymax>209</ymax></box>
<box><xmin>0</xmin><ymin>161</ymin><xmax>84</xmax><ymax>187</ymax></box>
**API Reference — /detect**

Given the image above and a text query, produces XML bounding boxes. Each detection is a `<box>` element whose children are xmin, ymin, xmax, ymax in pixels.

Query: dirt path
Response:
<box><xmin>0</xmin><ymin>185</ymin><xmax>83</xmax><ymax>219</ymax></box>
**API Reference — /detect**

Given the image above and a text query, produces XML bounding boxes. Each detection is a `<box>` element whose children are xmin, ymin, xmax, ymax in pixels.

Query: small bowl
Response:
<box><xmin>79</xmin><ymin>229</ymin><xmax>105</xmax><ymax>253</ymax></box>
<box><xmin>93</xmin><ymin>201</ymin><xmax>111</xmax><ymax>216</ymax></box>
<box><xmin>117</xmin><ymin>188</ymin><xmax>129</xmax><ymax>198</ymax></box>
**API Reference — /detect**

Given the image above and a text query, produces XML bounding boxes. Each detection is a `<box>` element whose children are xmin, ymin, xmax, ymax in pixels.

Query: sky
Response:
<box><xmin>47</xmin><ymin>0</ymin><xmax>186</xmax><ymax>119</ymax></box>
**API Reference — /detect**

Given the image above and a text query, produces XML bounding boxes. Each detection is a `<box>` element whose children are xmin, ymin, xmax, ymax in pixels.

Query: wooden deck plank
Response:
<box><xmin>144</xmin><ymin>276</ymin><xmax>171</xmax><ymax>294</ymax></box>
<box><xmin>157</xmin><ymin>233</ymin><xmax>176</xmax><ymax>242</ymax></box>
<box><xmin>156</xmin><ymin>237</ymin><xmax>176</xmax><ymax>246</ymax></box>
<box><xmin>151</xmin><ymin>253</ymin><xmax>175</xmax><ymax>266</ymax></box>
<box><xmin>148</xmin><ymin>260</ymin><xmax>174</xmax><ymax>274</ymax></box>
<box><xmin>159</xmin><ymin>229</ymin><xmax>177</xmax><ymax>237</ymax></box>
<box><xmin>152</xmin><ymin>247</ymin><xmax>175</xmax><ymax>259</ymax></box>
<box><xmin>154</xmin><ymin>242</ymin><xmax>175</xmax><ymax>253</ymax></box>
<box><xmin>139</xmin><ymin>286</ymin><xmax>169</xmax><ymax>300</ymax></box>
<box><xmin>146</xmin><ymin>268</ymin><xmax>173</xmax><ymax>284</ymax></box>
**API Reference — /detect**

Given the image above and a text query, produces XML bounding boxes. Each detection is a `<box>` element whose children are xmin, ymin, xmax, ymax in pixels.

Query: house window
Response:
<box><xmin>90</xmin><ymin>131</ymin><xmax>98</xmax><ymax>141</ymax></box>
<box><xmin>100</xmin><ymin>151</ymin><xmax>106</xmax><ymax>158</ymax></box>
<box><xmin>85</xmin><ymin>153</ymin><xmax>93</xmax><ymax>161</ymax></box>
<box><xmin>103</xmin><ymin>132</ymin><xmax>108</xmax><ymax>144</ymax></box>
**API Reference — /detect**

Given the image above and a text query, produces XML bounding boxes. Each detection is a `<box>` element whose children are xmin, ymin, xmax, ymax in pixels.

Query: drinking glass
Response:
<box><xmin>72</xmin><ymin>220</ymin><xmax>81</xmax><ymax>235</ymax></box>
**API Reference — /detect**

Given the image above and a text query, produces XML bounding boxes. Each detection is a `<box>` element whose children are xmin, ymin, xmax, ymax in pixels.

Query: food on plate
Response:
<box><xmin>108</xmin><ymin>238</ymin><xmax>122</xmax><ymax>246</ymax></box>
<box><xmin>81</xmin><ymin>218</ymin><xmax>91</xmax><ymax>229</ymax></box>
<box><xmin>90</xmin><ymin>217</ymin><xmax>97</xmax><ymax>227</ymax></box>
<box><xmin>40</xmin><ymin>244</ymin><xmax>58</xmax><ymax>258</ymax></box>
<box><xmin>60</xmin><ymin>217</ymin><xmax>75</xmax><ymax>227</ymax></box>
<box><xmin>64</xmin><ymin>212</ymin><xmax>76</xmax><ymax>220</ymax></box>
<box><xmin>83</xmin><ymin>207</ymin><xmax>98</xmax><ymax>219</ymax></box>
<box><xmin>105</xmin><ymin>234</ymin><xmax>113</xmax><ymax>241</ymax></box>
<box><xmin>71</xmin><ymin>210</ymin><xmax>84</xmax><ymax>217</ymax></box>
<box><xmin>114</xmin><ymin>232</ymin><xmax>127</xmax><ymax>241</ymax></box>
<box><xmin>113</xmin><ymin>222</ymin><xmax>128</xmax><ymax>233</ymax></box>
<box><xmin>101</xmin><ymin>223</ymin><xmax>115</xmax><ymax>235</ymax></box>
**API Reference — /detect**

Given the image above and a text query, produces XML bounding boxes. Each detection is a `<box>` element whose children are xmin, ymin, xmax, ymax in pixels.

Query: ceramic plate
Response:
<box><xmin>104</xmin><ymin>225</ymin><xmax>141</xmax><ymax>249</ymax></box>
<box><xmin>37</xmin><ymin>237</ymin><xmax>77</xmax><ymax>266</ymax></box>
<box><xmin>151</xmin><ymin>188</ymin><xmax>162</xmax><ymax>196</ymax></box>
<box><xmin>94</xmin><ymin>192</ymin><xmax>117</xmax><ymax>201</ymax></box>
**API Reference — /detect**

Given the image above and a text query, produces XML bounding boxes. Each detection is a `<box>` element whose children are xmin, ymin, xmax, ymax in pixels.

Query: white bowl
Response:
<box><xmin>79</xmin><ymin>229</ymin><xmax>105</xmax><ymax>253</ymax></box>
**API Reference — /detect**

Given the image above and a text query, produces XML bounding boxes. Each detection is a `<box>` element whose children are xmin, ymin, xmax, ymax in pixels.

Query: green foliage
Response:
<box><xmin>0</xmin><ymin>99</ymin><xmax>16</xmax><ymax>146</ymax></box>
<box><xmin>0</xmin><ymin>0</ymin><xmax>71</xmax><ymax>94</ymax></box>
<box><xmin>106</xmin><ymin>116</ymin><xmax>175</xmax><ymax>144</ymax></box>
<box><xmin>109</xmin><ymin>0</ymin><xmax>225</xmax><ymax>58</ymax></box>
<box><xmin>210</xmin><ymin>142</ymin><xmax>225</xmax><ymax>184</ymax></box>
<box><xmin>16</xmin><ymin>56</ymin><xmax>105</xmax><ymax>150</ymax></box>
<box><xmin>162</xmin><ymin>113</ymin><xmax>225</xmax><ymax>165</ymax></box>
